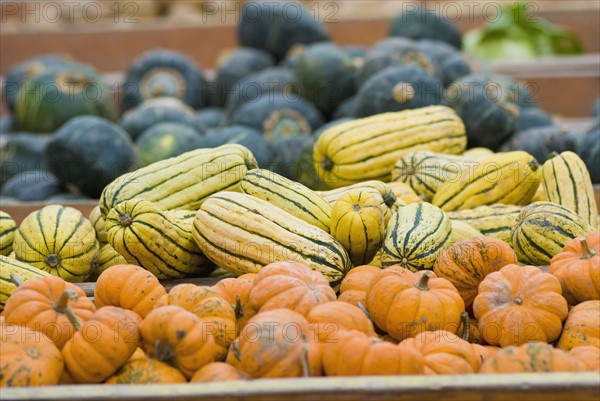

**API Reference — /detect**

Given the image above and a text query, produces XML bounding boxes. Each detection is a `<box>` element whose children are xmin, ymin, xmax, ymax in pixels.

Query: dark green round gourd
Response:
<box><xmin>0</xmin><ymin>170</ymin><xmax>64</xmax><ymax>201</ymax></box>
<box><xmin>122</xmin><ymin>49</ymin><xmax>206</xmax><ymax>111</ymax></box>
<box><xmin>0</xmin><ymin>133</ymin><xmax>49</xmax><ymax>185</ymax></box>
<box><xmin>312</xmin><ymin>117</ymin><xmax>353</xmax><ymax>138</ymax></box>
<box><xmin>46</xmin><ymin>116</ymin><xmax>137</xmax><ymax>198</ymax></box>
<box><xmin>499</xmin><ymin>125</ymin><xmax>576</xmax><ymax>163</ymax></box>
<box><xmin>270</xmin><ymin>136</ymin><xmax>312</xmax><ymax>179</ymax></box>
<box><xmin>120</xmin><ymin>97</ymin><xmax>198</xmax><ymax>140</ymax></box>
<box><xmin>224</xmin><ymin>67</ymin><xmax>295</xmax><ymax>115</ymax></box>
<box><xmin>516</xmin><ymin>108</ymin><xmax>553</xmax><ymax>132</ymax></box>
<box><xmin>389</xmin><ymin>8</ymin><xmax>462</xmax><ymax>49</ymax></box>
<box><xmin>212</xmin><ymin>48</ymin><xmax>274</xmax><ymax>107</ymax></box>
<box><xmin>354</xmin><ymin>65</ymin><xmax>444</xmax><ymax>118</ymax></box>
<box><xmin>196</xmin><ymin>108</ymin><xmax>228</xmax><ymax>134</ymax></box>
<box><xmin>136</xmin><ymin>122</ymin><xmax>203</xmax><ymax>166</ymax></box>
<box><xmin>15</xmin><ymin>66</ymin><xmax>118</xmax><ymax>133</ymax></box>
<box><xmin>577</xmin><ymin>127</ymin><xmax>600</xmax><ymax>183</ymax></box>
<box><xmin>198</xmin><ymin>125</ymin><xmax>276</xmax><ymax>169</ymax></box>
<box><xmin>358</xmin><ymin>37</ymin><xmax>441</xmax><ymax>87</ymax></box>
<box><xmin>417</xmin><ymin>40</ymin><xmax>471</xmax><ymax>87</ymax></box>
<box><xmin>238</xmin><ymin>1</ymin><xmax>330</xmax><ymax>61</ymax></box>
<box><xmin>3</xmin><ymin>54</ymin><xmax>73</xmax><ymax>113</ymax></box>
<box><xmin>332</xmin><ymin>96</ymin><xmax>357</xmax><ymax>119</ymax></box>
<box><xmin>230</xmin><ymin>93</ymin><xmax>324</xmax><ymax>140</ymax></box>
<box><xmin>293</xmin><ymin>42</ymin><xmax>359</xmax><ymax>117</ymax></box>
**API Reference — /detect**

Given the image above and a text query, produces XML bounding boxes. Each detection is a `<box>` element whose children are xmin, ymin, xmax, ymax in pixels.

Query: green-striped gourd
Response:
<box><xmin>0</xmin><ymin>211</ymin><xmax>16</xmax><ymax>256</ymax></box>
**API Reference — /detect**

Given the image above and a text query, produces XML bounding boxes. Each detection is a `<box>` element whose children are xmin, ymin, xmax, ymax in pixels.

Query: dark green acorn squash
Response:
<box><xmin>238</xmin><ymin>1</ymin><xmax>330</xmax><ymax>61</ymax></box>
<box><xmin>354</xmin><ymin>65</ymin><xmax>444</xmax><ymax>118</ymax></box>
<box><xmin>332</xmin><ymin>96</ymin><xmax>357</xmax><ymax>119</ymax></box>
<box><xmin>136</xmin><ymin>122</ymin><xmax>203</xmax><ymax>166</ymax></box>
<box><xmin>230</xmin><ymin>93</ymin><xmax>324</xmax><ymax>140</ymax></box>
<box><xmin>417</xmin><ymin>40</ymin><xmax>471</xmax><ymax>86</ymax></box>
<box><xmin>577</xmin><ymin>127</ymin><xmax>600</xmax><ymax>183</ymax></box>
<box><xmin>389</xmin><ymin>7</ymin><xmax>462</xmax><ymax>49</ymax></box>
<box><xmin>0</xmin><ymin>133</ymin><xmax>49</xmax><ymax>185</ymax></box>
<box><xmin>198</xmin><ymin>125</ymin><xmax>276</xmax><ymax>169</ymax></box>
<box><xmin>499</xmin><ymin>125</ymin><xmax>576</xmax><ymax>163</ymax></box>
<box><xmin>196</xmin><ymin>108</ymin><xmax>228</xmax><ymax>134</ymax></box>
<box><xmin>14</xmin><ymin>66</ymin><xmax>118</xmax><ymax>133</ymax></box>
<box><xmin>212</xmin><ymin>48</ymin><xmax>274</xmax><ymax>107</ymax></box>
<box><xmin>0</xmin><ymin>170</ymin><xmax>64</xmax><ymax>201</ymax></box>
<box><xmin>293</xmin><ymin>42</ymin><xmax>359</xmax><ymax>117</ymax></box>
<box><xmin>46</xmin><ymin>116</ymin><xmax>137</xmax><ymax>198</ymax></box>
<box><xmin>122</xmin><ymin>49</ymin><xmax>206</xmax><ymax>111</ymax></box>
<box><xmin>516</xmin><ymin>108</ymin><xmax>553</xmax><ymax>132</ymax></box>
<box><xmin>119</xmin><ymin>97</ymin><xmax>197</xmax><ymax>140</ymax></box>
<box><xmin>224</xmin><ymin>67</ymin><xmax>295</xmax><ymax>115</ymax></box>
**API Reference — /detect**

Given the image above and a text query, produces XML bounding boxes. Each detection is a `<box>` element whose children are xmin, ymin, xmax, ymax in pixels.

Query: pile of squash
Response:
<box><xmin>1</xmin><ymin>102</ymin><xmax>599</xmax><ymax>387</ymax></box>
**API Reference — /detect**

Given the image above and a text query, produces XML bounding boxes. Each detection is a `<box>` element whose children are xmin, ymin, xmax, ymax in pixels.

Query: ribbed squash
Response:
<box><xmin>13</xmin><ymin>205</ymin><xmax>99</xmax><ymax>282</ymax></box>
<box><xmin>541</xmin><ymin>151</ymin><xmax>599</xmax><ymax>227</ymax></box>
<box><xmin>449</xmin><ymin>220</ymin><xmax>483</xmax><ymax>244</ymax></box>
<box><xmin>330</xmin><ymin>191</ymin><xmax>385</xmax><ymax>266</ymax></box>
<box><xmin>88</xmin><ymin>206</ymin><xmax>107</xmax><ymax>245</ymax></box>
<box><xmin>462</xmin><ymin>147</ymin><xmax>494</xmax><ymax>159</ymax></box>
<box><xmin>448</xmin><ymin>204</ymin><xmax>523</xmax><ymax>245</ymax></box>
<box><xmin>105</xmin><ymin>199</ymin><xmax>211</xmax><ymax>279</ymax></box>
<box><xmin>511</xmin><ymin>202</ymin><xmax>595</xmax><ymax>265</ymax></box>
<box><xmin>386</xmin><ymin>182</ymin><xmax>423</xmax><ymax>204</ymax></box>
<box><xmin>0</xmin><ymin>211</ymin><xmax>16</xmax><ymax>256</ymax></box>
<box><xmin>317</xmin><ymin>180</ymin><xmax>401</xmax><ymax>224</ymax></box>
<box><xmin>337</xmin><ymin>265</ymin><xmax>381</xmax><ymax>306</ymax></box>
<box><xmin>313</xmin><ymin>106</ymin><xmax>466</xmax><ymax>187</ymax></box>
<box><xmin>93</xmin><ymin>244</ymin><xmax>128</xmax><ymax>279</ymax></box>
<box><xmin>432</xmin><ymin>151</ymin><xmax>541</xmax><ymax>211</ymax></box>
<box><xmin>99</xmin><ymin>144</ymin><xmax>257</xmax><ymax>216</ymax></box>
<box><xmin>391</xmin><ymin>151</ymin><xmax>478</xmax><ymax>201</ymax></box>
<box><xmin>0</xmin><ymin>255</ymin><xmax>51</xmax><ymax>310</ymax></box>
<box><xmin>480</xmin><ymin>342</ymin><xmax>584</xmax><ymax>373</ymax></box>
<box><xmin>380</xmin><ymin>203</ymin><xmax>452</xmax><ymax>271</ymax></box>
<box><xmin>557</xmin><ymin>300</ymin><xmax>600</xmax><ymax>350</ymax></box>
<box><xmin>192</xmin><ymin>192</ymin><xmax>352</xmax><ymax>288</ymax></box>
<box><xmin>240</xmin><ymin>169</ymin><xmax>332</xmax><ymax>232</ymax></box>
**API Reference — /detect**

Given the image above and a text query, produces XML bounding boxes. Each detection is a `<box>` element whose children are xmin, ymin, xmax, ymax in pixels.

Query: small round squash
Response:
<box><xmin>211</xmin><ymin>273</ymin><xmax>258</xmax><ymax>335</ymax></box>
<box><xmin>557</xmin><ymin>300</ymin><xmax>600</xmax><ymax>350</ymax></box>
<box><xmin>191</xmin><ymin>362</ymin><xmax>249</xmax><ymax>383</ymax></box>
<box><xmin>306</xmin><ymin>301</ymin><xmax>376</xmax><ymax>342</ymax></box>
<box><xmin>337</xmin><ymin>265</ymin><xmax>381</xmax><ymax>306</ymax></box>
<box><xmin>480</xmin><ymin>342</ymin><xmax>584</xmax><ymax>373</ymax></box>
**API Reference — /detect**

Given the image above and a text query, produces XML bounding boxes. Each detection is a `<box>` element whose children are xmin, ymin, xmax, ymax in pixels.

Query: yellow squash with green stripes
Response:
<box><xmin>12</xmin><ymin>205</ymin><xmax>99</xmax><ymax>282</ymax></box>
<box><xmin>432</xmin><ymin>151</ymin><xmax>541</xmax><ymax>211</ymax></box>
<box><xmin>462</xmin><ymin>147</ymin><xmax>494</xmax><ymax>160</ymax></box>
<box><xmin>88</xmin><ymin>243</ymin><xmax>128</xmax><ymax>280</ymax></box>
<box><xmin>0</xmin><ymin>255</ymin><xmax>51</xmax><ymax>310</ymax></box>
<box><xmin>541</xmin><ymin>151</ymin><xmax>599</xmax><ymax>227</ymax></box>
<box><xmin>511</xmin><ymin>201</ymin><xmax>595</xmax><ymax>265</ymax></box>
<box><xmin>447</xmin><ymin>204</ymin><xmax>523</xmax><ymax>245</ymax></box>
<box><xmin>89</xmin><ymin>205</ymin><xmax>107</xmax><ymax>245</ymax></box>
<box><xmin>105</xmin><ymin>199</ymin><xmax>212</xmax><ymax>279</ymax></box>
<box><xmin>380</xmin><ymin>202</ymin><xmax>452</xmax><ymax>271</ymax></box>
<box><xmin>240</xmin><ymin>169</ymin><xmax>332</xmax><ymax>232</ymax></box>
<box><xmin>0</xmin><ymin>211</ymin><xmax>16</xmax><ymax>256</ymax></box>
<box><xmin>313</xmin><ymin>105</ymin><xmax>466</xmax><ymax>187</ymax></box>
<box><xmin>317</xmin><ymin>180</ymin><xmax>402</xmax><ymax>224</ymax></box>
<box><xmin>192</xmin><ymin>192</ymin><xmax>352</xmax><ymax>288</ymax></box>
<box><xmin>391</xmin><ymin>150</ymin><xmax>479</xmax><ymax>201</ymax></box>
<box><xmin>99</xmin><ymin>144</ymin><xmax>258</xmax><ymax>216</ymax></box>
<box><xmin>450</xmin><ymin>220</ymin><xmax>483</xmax><ymax>244</ymax></box>
<box><xmin>330</xmin><ymin>191</ymin><xmax>385</xmax><ymax>266</ymax></box>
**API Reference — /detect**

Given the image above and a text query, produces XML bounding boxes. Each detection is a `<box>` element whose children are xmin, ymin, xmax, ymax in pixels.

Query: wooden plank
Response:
<box><xmin>75</xmin><ymin>276</ymin><xmax>221</xmax><ymax>297</ymax></box>
<box><xmin>2</xmin><ymin>373</ymin><xmax>599</xmax><ymax>401</ymax></box>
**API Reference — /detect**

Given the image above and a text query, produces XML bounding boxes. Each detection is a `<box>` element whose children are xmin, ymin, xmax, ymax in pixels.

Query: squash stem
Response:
<box><xmin>382</xmin><ymin>191</ymin><xmax>398</xmax><ymax>208</ymax></box>
<box><xmin>356</xmin><ymin>301</ymin><xmax>371</xmax><ymax>321</ymax></box>
<box><xmin>154</xmin><ymin>339</ymin><xmax>175</xmax><ymax>363</ymax></box>
<box><xmin>580</xmin><ymin>239</ymin><xmax>596</xmax><ymax>259</ymax></box>
<box><xmin>9</xmin><ymin>273</ymin><xmax>24</xmax><ymax>287</ymax></box>
<box><xmin>118</xmin><ymin>213</ymin><xmax>132</xmax><ymax>226</ymax></box>
<box><xmin>414</xmin><ymin>272</ymin><xmax>432</xmax><ymax>291</ymax></box>
<box><xmin>460</xmin><ymin>312</ymin><xmax>470</xmax><ymax>342</ymax></box>
<box><xmin>300</xmin><ymin>337</ymin><xmax>311</xmax><ymax>378</ymax></box>
<box><xmin>54</xmin><ymin>289</ymin><xmax>81</xmax><ymax>331</ymax></box>
<box><xmin>233</xmin><ymin>295</ymin><xmax>244</xmax><ymax>319</ymax></box>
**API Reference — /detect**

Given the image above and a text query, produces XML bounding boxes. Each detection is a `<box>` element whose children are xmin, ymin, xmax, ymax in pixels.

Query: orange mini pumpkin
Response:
<box><xmin>366</xmin><ymin>267</ymin><xmax>465</xmax><ymax>342</ymax></box>
<box><xmin>105</xmin><ymin>348</ymin><xmax>187</xmax><ymax>384</ymax></box>
<box><xmin>557</xmin><ymin>300</ymin><xmax>600</xmax><ymax>350</ymax></box>
<box><xmin>1</xmin><ymin>324</ymin><xmax>64</xmax><ymax>387</ymax></box>
<box><xmin>569</xmin><ymin>346</ymin><xmax>600</xmax><ymax>371</ymax></box>
<box><xmin>337</xmin><ymin>265</ymin><xmax>381</xmax><ymax>306</ymax></box>
<box><xmin>94</xmin><ymin>264</ymin><xmax>167</xmax><ymax>318</ymax></box>
<box><xmin>473</xmin><ymin>264</ymin><xmax>568</xmax><ymax>347</ymax></box>
<box><xmin>549</xmin><ymin>231</ymin><xmax>600</xmax><ymax>305</ymax></box>
<box><xmin>321</xmin><ymin>329</ymin><xmax>424</xmax><ymax>376</ymax></box>
<box><xmin>399</xmin><ymin>330</ymin><xmax>484</xmax><ymax>374</ymax></box>
<box><xmin>3</xmin><ymin>275</ymin><xmax>96</xmax><ymax>348</ymax></box>
<box><xmin>226</xmin><ymin>309</ymin><xmax>322</xmax><ymax>378</ymax></box>
<box><xmin>433</xmin><ymin>236</ymin><xmax>517</xmax><ymax>307</ymax></box>
<box><xmin>211</xmin><ymin>273</ymin><xmax>258</xmax><ymax>334</ymax></box>
<box><xmin>306</xmin><ymin>301</ymin><xmax>376</xmax><ymax>342</ymax></box>
<box><xmin>141</xmin><ymin>305</ymin><xmax>222</xmax><ymax>379</ymax></box>
<box><xmin>191</xmin><ymin>362</ymin><xmax>250</xmax><ymax>382</ymax></box>
<box><xmin>480</xmin><ymin>342</ymin><xmax>584</xmax><ymax>373</ymax></box>
<box><xmin>154</xmin><ymin>284</ymin><xmax>236</xmax><ymax>353</ymax></box>
<box><xmin>249</xmin><ymin>262</ymin><xmax>336</xmax><ymax>316</ymax></box>
<box><xmin>62</xmin><ymin>306</ymin><xmax>141</xmax><ymax>383</ymax></box>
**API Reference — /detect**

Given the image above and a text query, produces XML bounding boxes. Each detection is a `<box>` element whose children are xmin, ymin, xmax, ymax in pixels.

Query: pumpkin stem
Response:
<box><xmin>118</xmin><ymin>212</ymin><xmax>132</xmax><ymax>226</ymax></box>
<box><xmin>9</xmin><ymin>273</ymin><xmax>24</xmax><ymax>287</ymax></box>
<box><xmin>460</xmin><ymin>312</ymin><xmax>470</xmax><ymax>342</ymax></box>
<box><xmin>233</xmin><ymin>295</ymin><xmax>244</xmax><ymax>319</ymax></box>
<box><xmin>154</xmin><ymin>339</ymin><xmax>175</xmax><ymax>364</ymax></box>
<box><xmin>414</xmin><ymin>271</ymin><xmax>432</xmax><ymax>291</ymax></box>
<box><xmin>356</xmin><ymin>301</ymin><xmax>371</xmax><ymax>321</ymax></box>
<box><xmin>580</xmin><ymin>238</ymin><xmax>596</xmax><ymax>259</ymax></box>
<box><xmin>54</xmin><ymin>289</ymin><xmax>81</xmax><ymax>331</ymax></box>
<box><xmin>230</xmin><ymin>340</ymin><xmax>241</xmax><ymax>361</ymax></box>
<box><xmin>300</xmin><ymin>336</ymin><xmax>311</xmax><ymax>378</ymax></box>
